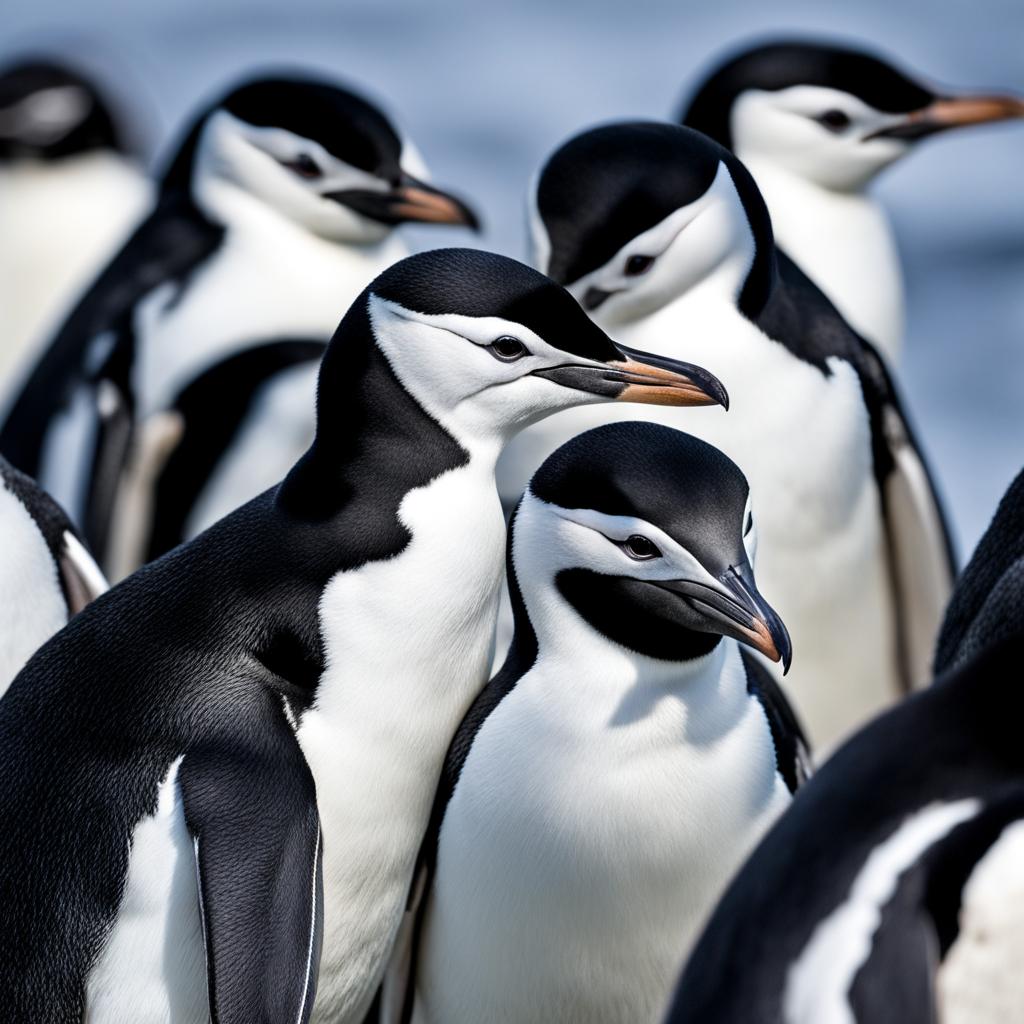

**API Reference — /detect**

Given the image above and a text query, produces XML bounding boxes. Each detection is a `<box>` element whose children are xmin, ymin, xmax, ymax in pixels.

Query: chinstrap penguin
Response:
<box><xmin>664</xmin><ymin>469</ymin><xmax>1024</xmax><ymax>1024</ymax></box>
<box><xmin>500</xmin><ymin>120</ymin><xmax>956</xmax><ymax>748</ymax></box>
<box><xmin>0</xmin><ymin>248</ymin><xmax>726</xmax><ymax>1024</ymax></box>
<box><xmin>0</xmin><ymin>58</ymin><xmax>151</xmax><ymax>400</ymax></box>
<box><xmin>0</xmin><ymin>72</ymin><xmax>479</xmax><ymax>579</ymax></box>
<box><xmin>0</xmin><ymin>456</ymin><xmax>106</xmax><ymax>694</ymax></box>
<box><xmin>388</xmin><ymin>421</ymin><xmax>807</xmax><ymax>1024</ymax></box>
<box><xmin>679</xmin><ymin>38</ymin><xmax>1024</xmax><ymax>362</ymax></box>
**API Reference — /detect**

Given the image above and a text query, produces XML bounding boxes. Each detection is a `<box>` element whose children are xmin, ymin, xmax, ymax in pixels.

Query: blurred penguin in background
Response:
<box><xmin>0</xmin><ymin>57</ymin><xmax>151</xmax><ymax>401</ymax></box>
<box><xmin>680</xmin><ymin>38</ymin><xmax>1024</xmax><ymax>364</ymax></box>
<box><xmin>0</xmin><ymin>72</ymin><xmax>478</xmax><ymax>579</ymax></box>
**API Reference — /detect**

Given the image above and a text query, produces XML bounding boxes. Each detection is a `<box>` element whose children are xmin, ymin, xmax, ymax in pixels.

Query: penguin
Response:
<box><xmin>663</xmin><ymin>468</ymin><xmax>1024</xmax><ymax>1023</ymax></box>
<box><xmin>0</xmin><ymin>456</ymin><xmax>106</xmax><ymax>693</ymax></box>
<box><xmin>498</xmin><ymin>120</ymin><xmax>956</xmax><ymax>749</ymax></box>
<box><xmin>679</xmin><ymin>39</ymin><xmax>1024</xmax><ymax>362</ymax></box>
<box><xmin>0</xmin><ymin>58</ymin><xmax>151</xmax><ymax>399</ymax></box>
<box><xmin>0</xmin><ymin>248</ymin><xmax>726</xmax><ymax>1024</ymax></box>
<box><xmin>384</xmin><ymin>421</ymin><xmax>807</xmax><ymax>1024</ymax></box>
<box><xmin>0</xmin><ymin>72</ymin><xmax>479</xmax><ymax>579</ymax></box>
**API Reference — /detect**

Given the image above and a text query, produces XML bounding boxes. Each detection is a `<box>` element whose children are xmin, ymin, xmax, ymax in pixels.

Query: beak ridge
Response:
<box><xmin>867</xmin><ymin>93</ymin><xmax>1024</xmax><ymax>141</ymax></box>
<box><xmin>720</xmin><ymin>564</ymin><xmax>792</xmax><ymax>673</ymax></box>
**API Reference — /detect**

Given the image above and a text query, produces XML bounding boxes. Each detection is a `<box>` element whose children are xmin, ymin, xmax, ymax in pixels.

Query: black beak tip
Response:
<box><xmin>776</xmin><ymin>622</ymin><xmax>793</xmax><ymax>675</ymax></box>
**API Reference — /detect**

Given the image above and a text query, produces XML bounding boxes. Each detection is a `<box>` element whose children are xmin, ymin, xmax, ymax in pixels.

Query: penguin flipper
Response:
<box><xmin>180</xmin><ymin>694</ymin><xmax>323</xmax><ymax>1024</ymax></box>
<box><xmin>741</xmin><ymin>649</ymin><xmax>813</xmax><ymax>793</ymax></box>
<box><xmin>854</xmin><ymin>342</ymin><xmax>957</xmax><ymax>692</ymax></box>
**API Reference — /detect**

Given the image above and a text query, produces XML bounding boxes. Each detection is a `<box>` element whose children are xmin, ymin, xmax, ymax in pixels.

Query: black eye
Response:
<box><xmin>744</xmin><ymin>511</ymin><xmax>754</xmax><ymax>537</ymax></box>
<box><xmin>284</xmin><ymin>153</ymin><xmax>323</xmax><ymax>179</ymax></box>
<box><xmin>622</xmin><ymin>535</ymin><xmax>661</xmax><ymax>560</ymax></box>
<box><xmin>624</xmin><ymin>254</ymin><xmax>655</xmax><ymax>276</ymax></box>
<box><xmin>488</xmin><ymin>336</ymin><xmax>530</xmax><ymax>362</ymax></box>
<box><xmin>816</xmin><ymin>109</ymin><xmax>851</xmax><ymax>132</ymax></box>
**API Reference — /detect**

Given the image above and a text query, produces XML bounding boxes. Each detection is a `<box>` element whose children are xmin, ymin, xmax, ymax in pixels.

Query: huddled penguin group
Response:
<box><xmin>0</xmin><ymin>32</ymin><xmax>1020</xmax><ymax>1024</ymax></box>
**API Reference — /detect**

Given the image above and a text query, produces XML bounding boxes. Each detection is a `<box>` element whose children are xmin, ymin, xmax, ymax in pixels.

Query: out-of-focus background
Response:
<box><xmin>4</xmin><ymin>0</ymin><xmax>1022</xmax><ymax>553</ymax></box>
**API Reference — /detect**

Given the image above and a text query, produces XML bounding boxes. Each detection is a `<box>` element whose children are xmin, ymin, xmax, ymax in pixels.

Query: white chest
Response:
<box><xmin>131</xmin><ymin>211</ymin><xmax>406</xmax><ymax>417</ymax></box>
<box><xmin>296</xmin><ymin>459</ymin><xmax>507</xmax><ymax>1023</ymax></box>
<box><xmin>418</xmin><ymin>642</ymin><xmax>790</xmax><ymax>1024</ymax></box>
<box><xmin>743</xmin><ymin>157</ymin><xmax>904</xmax><ymax>360</ymax></box>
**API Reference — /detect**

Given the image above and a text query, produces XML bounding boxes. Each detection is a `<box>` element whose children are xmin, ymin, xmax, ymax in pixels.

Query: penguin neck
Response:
<box><xmin>277</xmin><ymin>306</ymin><xmax>487</xmax><ymax>523</ymax></box>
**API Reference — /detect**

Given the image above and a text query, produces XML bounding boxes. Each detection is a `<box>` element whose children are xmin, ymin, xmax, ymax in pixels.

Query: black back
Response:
<box><xmin>0</xmin><ymin>59</ymin><xmax>130</xmax><ymax>160</ymax></box>
<box><xmin>935</xmin><ymin>467</ymin><xmax>1024</xmax><ymax>674</ymax></box>
<box><xmin>664</xmin><ymin>630</ymin><xmax>1024</xmax><ymax>1024</ymax></box>
<box><xmin>680</xmin><ymin>40</ymin><xmax>934</xmax><ymax>149</ymax></box>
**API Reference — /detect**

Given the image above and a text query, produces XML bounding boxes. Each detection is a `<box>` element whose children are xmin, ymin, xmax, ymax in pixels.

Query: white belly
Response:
<box><xmin>85</xmin><ymin>759</ymin><xmax>207</xmax><ymax>1024</ymax></box>
<box><xmin>0</xmin><ymin>154</ymin><xmax>152</xmax><ymax>411</ymax></box>
<box><xmin>298</xmin><ymin>459</ymin><xmax>507</xmax><ymax>1023</ymax></box>
<box><xmin>743</xmin><ymin>158</ymin><xmax>904</xmax><ymax>364</ymax></box>
<box><xmin>939</xmin><ymin>820</ymin><xmax>1024</xmax><ymax>1024</ymax></box>
<box><xmin>417</xmin><ymin>644</ymin><xmax>790</xmax><ymax>1024</ymax></box>
<box><xmin>0</xmin><ymin>486</ymin><xmax>68</xmax><ymax>692</ymax></box>
<box><xmin>498</xmin><ymin>301</ymin><xmax>897</xmax><ymax>749</ymax></box>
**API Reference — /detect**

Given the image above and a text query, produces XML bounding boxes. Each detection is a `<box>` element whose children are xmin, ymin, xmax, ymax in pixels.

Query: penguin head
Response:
<box><xmin>319</xmin><ymin>248</ymin><xmax>728</xmax><ymax>445</ymax></box>
<box><xmin>511</xmin><ymin>421</ymin><xmax>790</xmax><ymax>669</ymax></box>
<box><xmin>161</xmin><ymin>75</ymin><xmax>478</xmax><ymax>242</ymax></box>
<box><xmin>532</xmin><ymin>122</ymin><xmax>770</xmax><ymax>324</ymax></box>
<box><xmin>681</xmin><ymin>40</ymin><xmax>1024</xmax><ymax>191</ymax></box>
<box><xmin>0</xmin><ymin>59</ymin><xmax>127</xmax><ymax>161</ymax></box>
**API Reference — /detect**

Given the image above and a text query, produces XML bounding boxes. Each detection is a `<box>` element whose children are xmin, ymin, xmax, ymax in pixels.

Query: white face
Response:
<box><xmin>367</xmin><ymin>295</ymin><xmax>625</xmax><ymax>448</ymax></box>
<box><xmin>731</xmin><ymin>85</ymin><xmax>913</xmax><ymax>191</ymax></box>
<box><xmin>559</xmin><ymin>163</ymin><xmax>753</xmax><ymax>326</ymax></box>
<box><xmin>194</xmin><ymin>109</ymin><xmax>410</xmax><ymax>243</ymax></box>
<box><xmin>511</xmin><ymin>490</ymin><xmax>757</xmax><ymax>659</ymax></box>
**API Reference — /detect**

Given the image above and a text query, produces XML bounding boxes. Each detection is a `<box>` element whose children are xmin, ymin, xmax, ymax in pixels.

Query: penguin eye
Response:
<box><xmin>620</xmin><ymin>535</ymin><xmax>661</xmax><ymax>561</ymax></box>
<box><xmin>816</xmin><ymin>109</ymin><xmax>852</xmax><ymax>133</ymax></box>
<box><xmin>624</xmin><ymin>254</ymin><xmax>655</xmax><ymax>277</ymax></box>
<box><xmin>283</xmin><ymin>153</ymin><xmax>323</xmax><ymax>179</ymax></box>
<box><xmin>488</xmin><ymin>336</ymin><xmax>530</xmax><ymax>362</ymax></box>
<box><xmin>744</xmin><ymin>511</ymin><xmax>754</xmax><ymax>537</ymax></box>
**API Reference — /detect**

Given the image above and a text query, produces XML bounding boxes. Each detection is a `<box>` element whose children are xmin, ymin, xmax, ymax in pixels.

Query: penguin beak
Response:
<box><xmin>531</xmin><ymin>344</ymin><xmax>729</xmax><ymax>409</ymax></box>
<box><xmin>866</xmin><ymin>93</ymin><xmax>1024</xmax><ymax>141</ymax></box>
<box><xmin>653</xmin><ymin>562</ymin><xmax>792</xmax><ymax>673</ymax></box>
<box><xmin>326</xmin><ymin>173</ymin><xmax>480</xmax><ymax>229</ymax></box>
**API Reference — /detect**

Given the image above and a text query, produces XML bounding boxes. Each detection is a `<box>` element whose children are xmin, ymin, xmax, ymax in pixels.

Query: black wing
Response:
<box><xmin>934</xmin><ymin>467</ymin><xmax>1024</xmax><ymax>674</ymax></box>
<box><xmin>180</xmin><ymin>690</ymin><xmax>323</xmax><ymax>1024</ymax></box>
<box><xmin>144</xmin><ymin>338</ymin><xmax>326</xmax><ymax>563</ymax></box>
<box><xmin>741</xmin><ymin>648</ymin><xmax>812</xmax><ymax>794</ymax></box>
<box><xmin>0</xmin><ymin>194</ymin><xmax>224</xmax><ymax>556</ymax></box>
<box><xmin>764</xmin><ymin>253</ymin><xmax>957</xmax><ymax>691</ymax></box>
